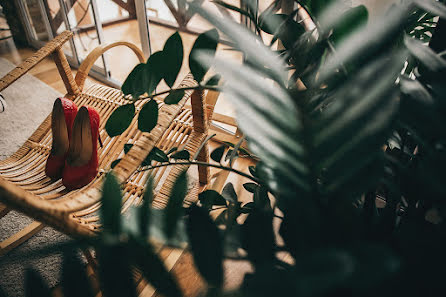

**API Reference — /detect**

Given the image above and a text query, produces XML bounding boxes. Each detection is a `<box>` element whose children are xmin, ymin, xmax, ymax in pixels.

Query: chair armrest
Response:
<box><xmin>0</xmin><ymin>31</ymin><xmax>73</xmax><ymax>93</ymax></box>
<box><xmin>74</xmin><ymin>41</ymin><xmax>145</xmax><ymax>91</ymax></box>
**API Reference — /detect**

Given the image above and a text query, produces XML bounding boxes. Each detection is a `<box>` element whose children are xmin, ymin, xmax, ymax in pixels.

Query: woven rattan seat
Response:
<box><xmin>0</xmin><ymin>31</ymin><xmax>216</xmax><ymax>254</ymax></box>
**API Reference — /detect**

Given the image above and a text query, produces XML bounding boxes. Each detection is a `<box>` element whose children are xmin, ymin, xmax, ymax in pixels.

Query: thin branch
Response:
<box><xmin>130</xmin><ymin>85</ymin><xmax>221</xmax><ymax>102</ymax></box>
<box><xmin>138</xmin><ymin>160</ymin><xmax>261</xmax><ymax>184</ymax></box>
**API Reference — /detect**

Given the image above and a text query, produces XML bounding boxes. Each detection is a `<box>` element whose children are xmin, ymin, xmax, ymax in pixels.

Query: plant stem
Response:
<box><xmin>133</xmin><ymin>85</ymin><xmax>221</xmax><ymax>102</ymax></box>
<box><xmin>138</xmin><ymin>160</ymin><xmax>261</xmax><ymax>184</ymax></box>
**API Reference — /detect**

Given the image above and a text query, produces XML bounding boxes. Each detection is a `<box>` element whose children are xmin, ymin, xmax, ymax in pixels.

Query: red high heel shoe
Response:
<box><xmin>62</xmin><ymin>106</ymin><xmax>101</xmax><ymax>190</ymax></box>
<box><xmin>45</xmin><ymin>98</ymin><xmax>78</xmax><ymax>179</ymax></box>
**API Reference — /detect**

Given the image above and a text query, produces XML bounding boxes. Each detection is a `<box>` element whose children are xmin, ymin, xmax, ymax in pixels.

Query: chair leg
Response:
<box><xmin>190</xmin><ymin>89</ymin><xmax>211</xmax><ymax>186</ymax></box>
<box><xmin>0</xmin><ymin>221</ymin><xmax>44</xmax><ymax>256</ymax></box>
<box><xmin>196</xmin><ymin>144</ymin><xmax>210</xmax><ymax>186</ymax></box>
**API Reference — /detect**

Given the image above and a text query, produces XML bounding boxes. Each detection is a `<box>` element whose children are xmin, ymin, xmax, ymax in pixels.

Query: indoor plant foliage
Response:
<box><xmin>4</xmin><ymin>0</ymin><xmax>446</xmax><ymax>296</ymax></box>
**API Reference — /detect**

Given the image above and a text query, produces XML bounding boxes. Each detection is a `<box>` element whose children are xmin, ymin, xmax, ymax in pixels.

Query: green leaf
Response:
<box><xmin>199</xmin><ymin>190</ymin><xmax>227</xmax><ymax>209</ymax></box>
<box><xmin>167</xmin><ymin>147</ymin><xmax>178</xmax><ymax>155</ymax></box>
<box><xmin>241</xmin><ymin>211</ymin><xmax>274</xmax><ymax>265</ymax></box>
<box><xmin>138</xmin><ymin>99</ymin><xmax>158</xmax><ymax>132</ymax></box>
<box><xmin>101</xmin><ymin>172</ymin><xmax>122</xmax><ymax>235</ymax></box>
<box><xmin>164</xmin><ymin>89</ymin><xmax>185</xmax><ymax>105</ymax></box>
<box><xmin>259</xmin><ymin>13</ymin><xmax>288</xmax><ymax>35</ymax></box>
<box><xmin>189</xmin><ymin>28</ymin><xmax>219</xmax><ymax>82</ymax></box>
<box><xmin>110</xmin><ymin>158</ymin><xmax>121</xmax><ymax>169</ymax></box>
<box><xmin>331</xmin><ymin>5</ymin><xmax>368</xmax><ymax>45</ymax></box>
<box><xmin>210</xmin><ymin>145</ymin><xmax>225</xmax><ymax>163</ymax></box>
<box><xmin>62</xmin><ymin>249</ymin><xmax>94</xmax><ymax>297</ymax></box>
<box><xmin>204</xmin><ymin>74</ymin><xmax>221</xmax><ymax>86</ymax></box>
<box><xmin>139</xmin><ymin>177</ymin><xmax>153</xmax><ymax>238</ymax></box>
<box><xmin>243</xmin><ymin>182</ymin><xmax>258</xmax><ymax>193</ymax></box>
<box><xmin>253</xmin><ymin>185</ymin><xmax>271</xmax><ymax>212</ymax></box>
<box><xmin>404</xmin><ymin>35</ymin><xmax>446</xmax><ymax>73</ymax></box>
<box><xmin>214</xmin><ymin>0</ymin><xmax>253</xmax><ymax>21</ymax></box>
<box><xmin>414</xmin><ymin>0</ymin><xmax>446</xmax><ymax>19</ymax></box>
<box><xmin>221</xmin><ymin>182</ymin><xmax>237</xmax><ymax>203</ymax></box>
<box><xmin>187</xmin><ymin>205</ymin><xmax>224</xmax><ymax>288</ymax></box>
<box><xmin>147</xmin><ymin>208</ymin><xmax>188</xmax><ymax>246</ymax></box>
<box><xmin>130</xmin><ymin>239</ymin><xmax>182</xmax><ymax>297</ymax></box>
<box><xmin>124</xmin><ymin>143</ymin><xmax>133</xmax><ymax>154</ymax></box>
<box><xmin>164</xmin><ymin>170</ymin><xmax>188</xmax><ymax>239</ymax></box>
<box><xmin>25</xmin><ymin>269</ymin><xmax>52</xmax><ymax>297</ymax></box>
<box><xmin>144</xmin><ymin>51</ymin><xmax>165</xmax><ymax>95</ymax></box>
<box><xmin>150</xmin><ymin>147</ymin><xmax>169</xmax><ymax>163</ymax></box>
<box><xmin>121</xmin><ymin>63</ymin><xmax>147</xmax><ymax>98</ymax></box>
<box><xmin>105</xmin><ymin>104</ymin><xmax>135</xmax><ymax>137</ymax></box>
<box><xmin>97</xmin><ymin>243</ymin><xmax>137</xmax><ymax>297</ymax></box>
<box><xmin>215</xmin><ymin>209</ymin><xmax>227</xmax><ymax>225</ymax></box>
<box><xmin>171</xmin><ymin>149</ymin><xmax>190</xmax><ymax>160</ymax></box>
<box><xmin>163</xmin><ymin>32</ymin><xmax>183</xmax><ymax>87</ymax></box>
<box><xmin>248</xmin><ymin>165</ymin><xmax>258</xmax><ymax>177</ymax></box>
<box><xmin>240</xmin><ymin>202</ymin><xmax>254</xmax><ymax>213</ymax></box>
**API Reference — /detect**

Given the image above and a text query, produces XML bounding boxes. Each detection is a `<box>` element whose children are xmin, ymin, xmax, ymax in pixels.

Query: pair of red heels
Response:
<box><xmin>45</xmin><ymin>98</ymin><xmax>101</xmax><ymax>190</ymax></box>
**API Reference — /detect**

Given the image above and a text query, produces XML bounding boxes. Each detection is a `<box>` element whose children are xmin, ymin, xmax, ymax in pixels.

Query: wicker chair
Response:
<box><xmin>0</xmin><ymin>31</ymin><xmax>218</xmax><ymax>255</ymax></box>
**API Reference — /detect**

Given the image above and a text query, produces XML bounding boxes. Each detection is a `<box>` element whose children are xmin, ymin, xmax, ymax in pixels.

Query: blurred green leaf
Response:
<box><xmin>97</xmin><ymin>243</ymin><xmax>136</xmax><ymax>297</ymax></box>
<box><xmin>101</xmin><ymin>172</ymin><xmax>122</xmax><ymax>235</ymax></box>
<box><xmin>139</xmin><ymin>177</ymin><xmax>153</xmax><ymax>238</ymax></box>
<box><xmin>204</xmin><ymin>74</ymin><xmax>221</xmax><ymax>86</ymax></box>
<box><xmin>138</xmin><ymin>99</ymin><xmax>158</xmax><ymax>133</ymax></box>
<box><xmin>189</xmin><ymin>28</ymin><xmax>219</xmax><ymax>82</ymax></box>
<box><xmin>242</xmin><ymin>211</ymin><xmax>275</xmax><ymax>265</ymax></box>
<box><xmin>105</xmin><ymin>104</ymin><xmax>135</xmax><ymax>137</ymax></box>
<box><xmin>404</xmin><ymin>35</ymin><xmax>446</xmax><ymax>73</ymax></box>
<box><xmin>165</xmin><ymin>170</ymin><xmax>188</xmax><ymax>239</ymax></box>
<box><xmin>164</xmin><ymin>90</ymin><xmax>185</xmax><ymax>105</ymax></box>
<box><xmin>413</xmin><ymin>0</ymin><xmax>446</xmax><ymax>18</ymax></box>
<box><xmin>214</xmin><ymin>0</ymin><xmax>253</xmax><ymax>21</ymax></box>
<box><xmin>130</xmin><ymin>238</ymin><xmax>182</xmax><ymax>297</ymax></box>
<box><xmin>62</xmin><ymin>249</ymin><xmax>94</xmax><ymax>297</ymax></box>
<box><xmin>25</xmin><ymin>268</ymin><xmax>51</xmax><ymax>297</ymax></box>
<box><xmin>163</xmin><ymin>32</ymin><xmax>183</xmax><ymax>87</ymax></box>
<box><xmin>331</xmin><ymin>5</ymin><xmax>368</xmax><ymax>45</ymax></box>
<box><xmin>187</xmin><ymin>205</ymin><xmax>224</xmax><ymax>288</ymax></box>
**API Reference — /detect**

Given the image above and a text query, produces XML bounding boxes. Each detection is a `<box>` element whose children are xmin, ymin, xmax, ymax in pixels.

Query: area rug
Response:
<box><xmin>0</xmin><ymin>57</ymin><xmax>71</xmax><ymax>297</ymax></box>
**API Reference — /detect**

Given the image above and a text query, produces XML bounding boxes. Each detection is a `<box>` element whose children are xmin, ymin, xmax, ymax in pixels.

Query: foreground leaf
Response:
<box><xmin>105</xmin><ymin>104</ymin><xmax>135</xmax><ymax>137</ymax></box>
<box><xmin>163</xmin><ymin>32</ymin><xmax>183</xmax><ymax>87</ymax></box>
<box><xmin>164</xmin><ymin>170</ymin><xmax>188</xmax><ymax>238</ymax></box>
<box><xmin>189</xmin><ymin>29</ymin><xmax>219</xmax><ymax>82</ymax></box>
<box><xmin>199</xmin><ymin>190</ymin><xmax>227</xmax><ymax>209</ymax></box>
<box><xmin>164</xmin><ymin>90</ymin><xmax>185</xmax><ymax>105</ymax></box>
<box><xmin>130</xmin><ymin>238</ymin><xmax>182</xmax><ymax>297</ymax></box>
<box><xmin>25</xmin><ymin>269</ymin><xmax>51</xmax><ymax>297</ymax></box>
<box><xmin>101</xmin><ymin>172</ymin><xmax>122</xmax><ymax>235</ymax></box>
<box><xmin>187</xmin><ymin>205</ymin><xmax>224</xmax><ymax>288</ymax></box>
<box><xmin>138</xmin><ymin>99</ymin><xmax>158</xmax><ymax>133</ymax></box>
<box><xmin>62</xmin><ymin>249</ymin><xmax>94</xmax><ymax>297</ymax></box>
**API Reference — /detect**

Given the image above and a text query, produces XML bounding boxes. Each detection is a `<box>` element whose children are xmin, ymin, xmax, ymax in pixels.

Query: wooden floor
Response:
<box><xmin>0</xmin><ymin>21</ymin><xmax>256</xmax><ymax>296</ymax></box>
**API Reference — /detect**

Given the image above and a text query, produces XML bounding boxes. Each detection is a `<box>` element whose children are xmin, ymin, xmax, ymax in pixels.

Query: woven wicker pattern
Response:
<box><xmin>0</xmin><ymin>32</ymin><xmax>214</xmax><ymax>246</ymax></box>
